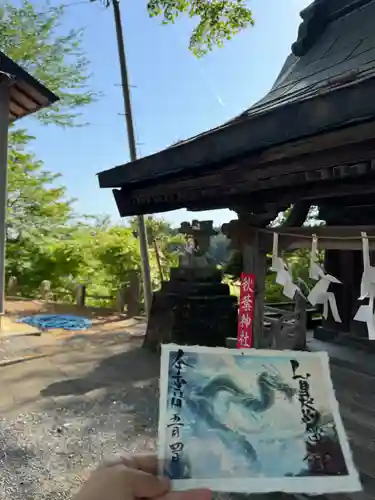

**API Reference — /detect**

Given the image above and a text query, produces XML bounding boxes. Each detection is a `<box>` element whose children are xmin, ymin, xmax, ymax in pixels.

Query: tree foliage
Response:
<box><xmin>5</xmin><ymin>137</ymin><xmax>185</xmax><ymax>303</ymax></box>
<box><xmin>223</xmin><ymin>206</ymin><xmax>324</xmax><ymax>302</ymax></box>
<box><xmin>147</xmin><ymin>0</ymin><xmax>254</xmax><ymax>56</ymax></box>
<box><xmin>7</xmin><ymin>131</ymin><xmax>73</xmax><ymax>243</ymax></box>
<box><xmin>0</xmin><ymin>0</ymin><xmax>97</xmax><ymax>126</ymax></box>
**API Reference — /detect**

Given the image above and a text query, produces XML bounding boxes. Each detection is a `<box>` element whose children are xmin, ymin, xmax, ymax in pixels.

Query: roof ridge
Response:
<box><xmin>292</xmin><ymin>0</ymin><xmax>375</xmax><ymax>57</ymax></box>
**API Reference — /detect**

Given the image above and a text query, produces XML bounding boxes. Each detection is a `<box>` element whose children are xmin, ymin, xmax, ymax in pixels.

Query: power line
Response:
<box><xmin>59</xmin><ymin>0</ymin><xmax>97</xmax><ymax>9</ymax></box>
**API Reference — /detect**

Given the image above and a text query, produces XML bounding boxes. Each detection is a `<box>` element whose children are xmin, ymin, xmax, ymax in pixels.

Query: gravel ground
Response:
<box><xmin>0</xmin><ymin>334</ymin><xmax>238</xmax><ymax>500</ymax></box>
<box><xmin>0</xmin><ymin>343</ymin><xmax>159</xmax><ymax>500</ymax></box>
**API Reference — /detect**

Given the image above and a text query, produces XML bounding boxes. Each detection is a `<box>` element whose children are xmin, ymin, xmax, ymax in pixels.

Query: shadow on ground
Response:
<box><xmin>1</xmin><ymin>341</ymin><xmax>161</xmax><ymax>499</ymax></box>
<box><xmin>39</xmin><ymin>343</ymin><xmax>161</xmax><ymax>454</ymax></box>
<box><xmin>40</xmin><ymin>345</ymin><xmax>159</xmax><ymax>398</ymax></box>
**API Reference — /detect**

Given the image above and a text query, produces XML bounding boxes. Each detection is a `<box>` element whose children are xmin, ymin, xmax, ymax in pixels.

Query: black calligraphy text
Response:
<box><xmin>290</xmin><ymin>358</ymin><xmax>330</xmax><ymax>472</ymax></box>
<box><xmin>168</xmin><ymin>350</ymin><xmax>190</xmax><ymax>462</ymax></box>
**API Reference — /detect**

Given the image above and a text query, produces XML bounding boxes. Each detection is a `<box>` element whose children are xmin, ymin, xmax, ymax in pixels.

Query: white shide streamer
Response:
<box><xmin>354</xmin><ymin>232</ymin><xmax>375</xmax><ymax>340</ymax></box>
<box><xmin>270</xmin><ymin>233</ymin><xmax>300</xmax><ymax>300</ymax></box>
<box><xmin>307</xmin><ymin>235</ymin><xmax>342</xmax><ymax>323</ymax></box>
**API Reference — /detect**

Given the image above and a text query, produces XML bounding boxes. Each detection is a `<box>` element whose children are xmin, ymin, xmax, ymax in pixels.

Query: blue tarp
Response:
<box><xmin>18</xmin><ymin>314</ymin><xmax>92</xmax><ymax>331</ymax></box>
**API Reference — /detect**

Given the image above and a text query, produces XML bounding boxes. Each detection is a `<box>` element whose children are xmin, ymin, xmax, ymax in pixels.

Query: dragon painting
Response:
<box><xmin>183</xmin><ymin>365</ymin><xmax>296</xmax><ymax>471</ymax></box>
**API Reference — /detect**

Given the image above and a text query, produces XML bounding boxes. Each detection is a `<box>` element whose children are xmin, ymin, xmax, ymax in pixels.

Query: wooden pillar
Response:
<box><xmin>75</xmin><ymin>284</ymin><xmax>86</xmax><ymax>308</ymax></box>
<box><xmin>320</xmin><ymin>201</ymin><xmax>375</xmax><ymax>339</ymax></box>
<box><xmin>323</xmin><ymin>250</ymin><xmax>351</xmax><ymax>332</ymax></box>
<box><xmin>350</xmin><ymin>250</ymin><xmax>370</xmax><ymax>338</ymax></box>
<box><xmin>242</xmin><ymin>230</ymin><xmax>266</xmax><ymax>349</ymax></box>
<box><xmin>324</xmin><ymin>249</ymin><xmax>366</xmax><ymax>337</ymax></box>
<box><xmin>294</xmin><ymin>291</ymin><xmax>307</xmax><ymax>350</ymax></box>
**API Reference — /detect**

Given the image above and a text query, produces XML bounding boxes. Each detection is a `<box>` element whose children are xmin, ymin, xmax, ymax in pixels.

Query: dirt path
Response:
<box><xmin>0</xmin><ymin>327</ymin><xmax>158</xmax><ymax>500</ymax></box>
<box><xmin>3</xmin><ymin>298</ymin><xmax>145</xmax><ymax>337</ymax></box>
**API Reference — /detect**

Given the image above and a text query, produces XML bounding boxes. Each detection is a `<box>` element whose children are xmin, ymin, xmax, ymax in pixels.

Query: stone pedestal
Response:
<box><xmin>143</xmin><ymin>267</ymin><xmax>238</xmax><ymax>351</ymax></box>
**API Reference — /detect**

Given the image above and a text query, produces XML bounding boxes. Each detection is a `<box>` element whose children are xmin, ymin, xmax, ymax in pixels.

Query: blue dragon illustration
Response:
<box><xmin>184</xmin><ymin>365</ymin><xmax>296</xmax><ymax>470</ymax></box>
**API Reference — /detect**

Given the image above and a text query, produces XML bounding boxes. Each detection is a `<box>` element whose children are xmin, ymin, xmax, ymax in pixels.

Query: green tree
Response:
<box><xmin>147</xmin><ymin>0</ymin><xmax>254</xmax><ymax>56</ymax></box>
<box><xmin>0</xmin><ymin>0</ymin><xmax>97</xmax><ymax>126</ymax></box>
<box><xmin>7</xmin><ymin>132</ymin><xmax>73</xmax><ymax>243</ymax></box>
<box><xmin>94</xmin><ymin>0</ymin><xmax>254</xmax><ymax>57</ymax></box>
<box><xmin>129</xmin><ymin>216</ymin><xmax>185</xmax><ymax>281</ymax></box>
<box><xmin>94</xmin><ymin>227</ymin><xmax>141</xmax><ymax>291</ymax></box>
<box><xmin>1</xmin><ymin>0</ymin><xmax>101</xmax><ymax>296</ymax></box>
<box><xmin>129</xmin><ymin>215</ymin><xmax>175</xmax><ymax>241</ymax></box>
<box><xmin>5</xmin><ymin>133</ymin><xmax>82</xmax><ymax>292</ymax></box>
<box><xmin>208</xmin><ymin>231</ymin><xmax>229</xmax><ymax>265</ymax></box>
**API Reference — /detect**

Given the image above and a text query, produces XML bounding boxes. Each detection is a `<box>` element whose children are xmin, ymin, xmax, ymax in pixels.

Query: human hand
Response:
<box><xmin>73</xmin><ymin>453</ymin><xmax>212</xmax><ymax>500</ymax></box>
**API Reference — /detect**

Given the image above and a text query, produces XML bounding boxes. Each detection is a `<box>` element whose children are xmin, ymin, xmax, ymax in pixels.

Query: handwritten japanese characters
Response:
<box><xmin>291</xmin><ymin>359</ymin><xmax>322</xmax><ymax>438</ymax></box>
<box><xmin>168</xmin><ymin>349</ymin><xmax>191</xmax><ymax>463</ymax></box>
<box><xmin>237</xmin><ymin>273</ymin><xmax>255</xmax><ymax>348</ymax></box>
<box><xmin>290</xmin><ymin>358</ymin><xmax>349</xmax><ymax>476</ymax></box>
<box><xmin>159</xmin><ymin>345</ymin><xmax>360</xmax><ymax>494</ymax></box>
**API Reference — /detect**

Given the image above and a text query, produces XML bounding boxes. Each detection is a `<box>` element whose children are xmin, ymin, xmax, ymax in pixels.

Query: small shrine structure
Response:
<box><xmin>143</xmin><ymin>220</ymin><xmax>237</xmax><ymax>350</ymax></box>
<box><xmin>97</xmin><ymin>0</ymin><xmax>375</xmax><ymax>347</ymax></box>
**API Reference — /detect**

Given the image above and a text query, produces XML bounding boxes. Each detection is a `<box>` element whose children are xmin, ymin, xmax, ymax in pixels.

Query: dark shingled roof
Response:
<box><xmin>236</xmin><ymin>0</ymin><xmax>375</xmax><ymax>119</ymax></box>
<box><xmin>0</xmin><ymin>51</ymin><xmax>59</xmax><ymax>121</ymax></box>
<box><xmin>98</xmin><ymin>0</ymin><xmax>375</xmax><ymax>189</ymax></box>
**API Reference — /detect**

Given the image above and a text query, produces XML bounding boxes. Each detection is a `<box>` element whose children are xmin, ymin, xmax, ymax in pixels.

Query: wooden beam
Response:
<box><xmin>264</xmin><ymin>225</ymin><xmax>375</xmax><ymax>251</ymax></box>
<box><xmin>114</xmin><ymin>160</ymin><xmax>375</xmax><ymax>215</ymax></box>
<box><xmin>98</xmin><ymin>78</ymin><xmax>375</xmax><ymax>189</ymax></box>
<box><xmin>222</xmin><ymin>221</ymin><xmax>375</xmax><ymax>251</ymax></box>
<box><xmin>122</xmin><ymin>146</ymin><xmax>375</xmax><ymax>204</ymax></box>
<box><xmin>273</xmin><ymin>225</ymin><xmax>375</xmax><ymax>237</ymax></box>
<box><xmin>258</xmin><ymin>121</ymin><xmax>375</xmax><ymax>164</ymax></box>
<box><xmin>113</xmin><ymin>168</ymin><xmax>375</xmax><ymax>216</ymax></box>
<box><xmin>282</xmin><ymin>202</ymin><xmax>311</xmax><ymax>227</ymax></box>
<box><xmin>191</xmin><ymin>173</ymin><xmax>375</xmax><ymax>212</ymax></box>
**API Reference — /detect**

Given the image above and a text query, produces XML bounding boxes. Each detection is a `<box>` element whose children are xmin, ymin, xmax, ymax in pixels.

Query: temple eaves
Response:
<box><xmin>0</xmin><ymin>51</ymin><xmax>59</xmax><ymax>121</ymax></box>
<box><xmin>97</xmin><ymin>0</ymin><xmax>375</xmax><ymax>216</ymax></box>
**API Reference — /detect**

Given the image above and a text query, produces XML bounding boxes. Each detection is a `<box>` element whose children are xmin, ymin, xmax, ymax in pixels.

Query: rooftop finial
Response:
<box><xmin>292</xmin><ymin>0</ymin><xmax>373</xmax><ymax>57</ymax></box>
<box><xmin>291</xmin><ymin>0</ymin><xmax>330</xmax><ymax>57</ymax></box>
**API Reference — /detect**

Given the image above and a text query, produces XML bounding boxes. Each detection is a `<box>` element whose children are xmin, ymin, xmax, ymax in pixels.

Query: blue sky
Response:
<box><xmin>23</xmin><ymin>0</ymin><xmax>310</xmax><ymax>227</ymax></box>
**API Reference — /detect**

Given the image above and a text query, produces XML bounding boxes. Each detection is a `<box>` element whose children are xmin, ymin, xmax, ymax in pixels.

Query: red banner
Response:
<box><xmin>237</xmin><ymin>273</ymin><xmax>255</xmax><ymax>349</ymax></box>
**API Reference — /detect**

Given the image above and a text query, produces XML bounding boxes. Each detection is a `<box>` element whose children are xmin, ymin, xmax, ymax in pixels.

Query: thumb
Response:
<box><xmin>126</xmin><ymin>468</ymin><xmax>170</xmax><ymax>498</ymax></box>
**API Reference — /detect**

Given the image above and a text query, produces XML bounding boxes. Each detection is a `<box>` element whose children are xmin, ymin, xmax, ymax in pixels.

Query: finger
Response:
<box><xmin>126</xmin><ymin>468</ymin><xmax>170</xmax><ymax>498</ymax></box>
<box><xmin>132</xmin><ymin>454</ymin><xmax>160</xmax><ymax>475</ymax></box>
<box><xmin>116</xmin><ymin>454</ymin><xmax>159</xmax><ymax>475</ymax></box>
<box><xmin>164</xmin><ymin>489</ymin><xmax>212</xmax><ymax>500</ymax></box>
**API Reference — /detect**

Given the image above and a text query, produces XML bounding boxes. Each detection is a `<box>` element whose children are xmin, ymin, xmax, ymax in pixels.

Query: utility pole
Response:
<box><xmin>112</xmin><ymin>0</ymin><xmax>153</xmax><ymax>315</ymax></box>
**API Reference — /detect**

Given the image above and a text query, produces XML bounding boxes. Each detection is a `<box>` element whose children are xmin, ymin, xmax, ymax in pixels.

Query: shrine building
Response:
<box><xmin>97</xmin><ymin>0</ymin><xmax>375</xmax><ymax>344</ymax></box>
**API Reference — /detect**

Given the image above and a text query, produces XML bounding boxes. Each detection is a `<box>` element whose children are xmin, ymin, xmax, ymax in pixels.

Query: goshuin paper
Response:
<box><xmin>158</xmin><ymin>345</ymin><xmax>361</xmax><ymax>494</ymax></box>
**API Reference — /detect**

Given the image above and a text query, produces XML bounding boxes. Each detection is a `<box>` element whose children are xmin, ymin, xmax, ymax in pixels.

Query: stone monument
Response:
<box><xmin>143</xmin><ymin>220</ymin><xmax>238</xmax><ymax>351</ymax></box>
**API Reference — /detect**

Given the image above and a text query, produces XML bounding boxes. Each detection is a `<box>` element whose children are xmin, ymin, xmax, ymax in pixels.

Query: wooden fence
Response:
<box><xmin>6</xmin><ymin>272</ymin><xmax>142</xmax><ymax>316</ymax></box>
